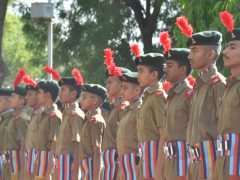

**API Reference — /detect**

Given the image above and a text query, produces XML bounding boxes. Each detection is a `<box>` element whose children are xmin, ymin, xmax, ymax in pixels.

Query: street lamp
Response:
<box><xmin>31</xmin><ymin>1</ymin><xmax>54</xmax><ymax>80</ymax></box>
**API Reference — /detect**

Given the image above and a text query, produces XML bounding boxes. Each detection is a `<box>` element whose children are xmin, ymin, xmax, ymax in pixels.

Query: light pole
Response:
<box><xmin>31</xmin><ymin>1</ymin><xmax>54</xmax><ymax>80</ymax></box>
<box><xmin>47</xmin><ymin>0</ymin><xmax>53</xmax><ymax>80</ymax></box>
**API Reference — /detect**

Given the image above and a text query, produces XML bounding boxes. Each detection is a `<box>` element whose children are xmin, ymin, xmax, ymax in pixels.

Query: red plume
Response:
<box><xmin>104</xmin><ymin>48</ymin><xmax>114</xmax><ymax>66</ymax></box>
<box><xmin>163</xmin><ymin>81</ymin><xmax>171</xmax><ymax>92</ymax></box>
<box><xmin>187</xmin><ymin>75</ymin><xmax>196</xmax><ymax>87</ymax></box>
<box><xmin>44</xmin><ymin>65</ymin><xmax>61</xmax><ymax>81</ymax></box>
<box><xmin>13</xmin><ymin>68</ymin><xmax>26</xmax><ymax>88</ymax></box>
<box><xmin>159</xmin><ymin>31</ymin><xmax>172</xmax><ymax>54</ymax></box>
<box><xmin>130</xmin><ymin>43</ymin><xmax>141</xmax><ymax>57</ymax></box>
<box><xmin>72</xmin><ymin>68</ymin><xmax>84</xmax><ymax>86</ymax></box>
<box><xmin>219</xmin><ymin>11</ymin><xmax>234</xmax><ymax>32</ymax></box>
<box><xmin>22</xmin><ymin>75</ymin><xmax>37</xmax><ymax>87</ymax></box>
<box><xmin>107</xmin><ymin>63</ymin><xmax>123</xmax><ymax>77</ymax></box>
<box><xmin>175</xmin><ymin>16</ymin><xmax>193</xmax><ymax>38</ymax></box>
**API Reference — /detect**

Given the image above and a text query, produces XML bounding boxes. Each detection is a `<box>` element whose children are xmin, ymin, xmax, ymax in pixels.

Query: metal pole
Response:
<box><xmin>48</xmin><ymin>0</ymin><xmax>53</xmax><ymax>80</ymax></box>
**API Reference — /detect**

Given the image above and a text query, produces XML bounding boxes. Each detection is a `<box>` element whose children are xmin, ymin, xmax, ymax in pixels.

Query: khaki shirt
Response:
<box><xmin>164</xmin><ymin>80</ymin><xmax>191</xmax><ymax>142</ymax></box>
<box><xmin>80</xmin><ymin>108</ymin><xmax>105</xmax><ymax>160</ymax></box>
<box><xmin>117</xmin><ymin>99</ymin><xmax>141</xmax><ymax>156</ymax></box>
<box><xmin>25</xmin><ymin>107</ymin><xmax>44</xmax><ymax>150</ymax></box>
<box><xmin>186</xmin><ymin>67</ymin><xmax>226</xmax><ymax>145</ymax></box>
<box><xmin>32</xmin><ymin>104</ymin><xmax>62</xmax><ymax>151</ymax></box>
<box><xmin>137</xmin><ymin>82</ymin><xmax>167</xmax><ymax>143</ymax></box>
<box><xmin>0</xmin><ymin>109</ymin><xmax>14</xmax><ymax>151</ymax></box>
<box><xmin>4</xmin><ymin>108</ymin><xmax>29</xmax><ymax>150</ymax></box>
<box><xmin>218</xmin><ymin>74</ymin><xmax>240</xmax><ymax>134</ymax></box>
<box><xmin>55</xmin><ymin>102</ymin><xmax>85</xmax><ymax>155</ymax></box>
<box><xmin>102</xmin><ymin>99</ymin><xmax>127</xmax><ymax>150</ymax></box>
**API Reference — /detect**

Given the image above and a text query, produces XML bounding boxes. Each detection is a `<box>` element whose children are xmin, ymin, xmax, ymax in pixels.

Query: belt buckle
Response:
<box><xmin>164</xmin><ymin>146</ymin><xmax>169</xmax><ymax>158</ymax></box>
<box><xmin>217</xmin><ymin>139</ymin><xmax>223</xmax><ymax>152</ymax></box>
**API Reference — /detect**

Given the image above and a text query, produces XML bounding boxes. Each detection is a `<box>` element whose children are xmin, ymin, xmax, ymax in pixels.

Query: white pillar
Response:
<box><xmin>47</xmin><ymin>0</ymin><xmax>53</xmax><ymax>80</ymax></box>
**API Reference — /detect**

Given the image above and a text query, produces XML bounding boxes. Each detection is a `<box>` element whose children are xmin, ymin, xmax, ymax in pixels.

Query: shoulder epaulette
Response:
<box><xmin>185</xmin><ymin>88</ymin><xmax>193</xmax><ymax>98</ymax></box>
<box><xmin>71</xmin><ymin>111</ymin><xmax>77</xmax><ymax>116</ymax></box>
<box><xmin>50</xmin><ymin>111</ymin><xmax>56</xmax><ymax>117</ymax></box>
<box><xmin>154</xmin><ymin>89</ymin><xmax>164</xmax><ymax>97</ymax></box>
<box><xmin>89</xmin><ymin>116</ymin><xmax>96</xmax><ymax>123</ymax></box>
<box><xmin>210</xmin><ymin>75</ymin><xmax>222</xmax><ymax>85</ymax></box>
<box><xmin>14</xmin><ymin>115</ymin><xmax>22</xmax><ymax>122</ymax></box>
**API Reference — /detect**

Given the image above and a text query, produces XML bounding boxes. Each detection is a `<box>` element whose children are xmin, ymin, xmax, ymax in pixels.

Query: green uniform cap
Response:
<box><xmin>13</xmin><ymin>86</ymin><xmax>27</xmax><ymax>97</ymax></box>
<box><xmin>83</xmin><ymin>84</ymin><xmax>107</xmax><ymax>101</ymax></box>
<box><xmin>25</xmin><ymin>85</ymin><xmax>38</xmax><ymax>91</ymax></box>
<box><xmin>226</xmin><ymin>28</ymin><xmax>240</xmax><ymax>42</ymax></box>
<box><xmin>186</xmin><ymin>31</ymin><xmax>222</xmax><ymax>47</ymax></box>
<box><xmin>0</xmin><ymin>88</ymin><xmax>13</xmax><ymax>96</ymax></box>
<box><xmin>134</xmin><ymin>53</ymin><xmax>166</xmax><ymax>71</ymax></box>
<box><xmin>119</xmin><ymin>71</ymin><xmax>139</xmax><ymax>85</ymax></box>
<box><xmin>37</xmin><ymin>80</ymin><xmax>60</xmax><ymax>101</ymax></box>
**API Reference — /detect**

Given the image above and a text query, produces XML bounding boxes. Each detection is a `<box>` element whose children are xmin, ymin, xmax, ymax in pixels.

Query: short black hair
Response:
<box><xmin>175</xmin><ymin>60</ymin><xmax>192</xmax><ymax>76</ymax></box>
<box><xmin>64</xmin><ymin>84</ymin><xmax>82</xmax><ymax>99</ymax></box>
<box><xmin>148</xmin><ymin>66</ymin><xmax>165</xmax><ymax>80</ymax></box>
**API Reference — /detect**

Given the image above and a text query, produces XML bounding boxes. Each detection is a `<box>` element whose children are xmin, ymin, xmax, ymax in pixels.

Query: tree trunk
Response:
<box><xmin>124</xmin><ymin>0</ymin><xmax>162</xmax><ymax>53</ymax></box>
<box><xmin>0</xmin><ymin>0</ymin><xmax>9</xmax><ymax>87</ymax></box>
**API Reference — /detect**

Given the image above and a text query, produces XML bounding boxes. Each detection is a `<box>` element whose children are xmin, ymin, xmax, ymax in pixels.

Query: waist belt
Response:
<box><xmin>187</xmin><ymin>139</ymin><xmax>217</xmax><ymax>180</ymax></box>
<box><xmin>164</xmin><ymin>140</ymin><xmax>189</xmax><ymax>177</ymax></box>
<box><xmin>217</xmin><ymin>133</ymin><xmax>240</xmax><ymax>176</ymax></box>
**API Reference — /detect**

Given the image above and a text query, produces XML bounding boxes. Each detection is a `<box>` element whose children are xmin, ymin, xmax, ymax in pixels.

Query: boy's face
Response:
<box><xmin>80</xmin><ymin>92</ymin><xmax>95</xmax><ymax>111</ymax></box>
<box><xmin>223</xmin><ymin>41</ymin><xmax>240</xmax><ymax>68</ymax></box>
<box><xmin>188</xmin><ymin>45</ymin><xmax>210</xmax><ymax>70</ymax></box>
<box><xmin>0</xmin><ymin>96</ymin><xmax>10</xmax><ymax>112</ymax></box>
<box><xmin>165</xmin><ymin>60</ymin><xmax>184</xmax><ymax>83</ymax></box>
<box><xmin>37</xmin><ymin>89</ymin><xmax>48</xmax><ymax>106</ymax></box>
<box><xmin>121</xmin><ymin>82</ymin><xmax>140</xmax><ymax>102</ymax></box>
<box><xmin>137</xmin><ymin>65</ymin><xmax>155</xmax><ymax>87</ymax></box>
<box><xmin>59</xmin><ymin>85</ymin><xmax>74</xmax><ymax>103</ymax></box>
<box><xmin>106</xmin><ymin>76</ymin><xmax>122</xmax><ymax>97</ymax></box>
<box><xmin>26</xmin><ymin>90</ymin><xmax>38</xmax><ymax>108</ymax></box>
<box><xmin>9</xmin><ymin>93</ymin><xmax>24</xmax><ymax>109</ymax></box>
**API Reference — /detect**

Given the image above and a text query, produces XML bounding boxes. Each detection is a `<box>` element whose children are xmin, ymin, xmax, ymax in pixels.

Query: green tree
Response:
<box><xmin>2</xmin><ymin>12</ymin><xmax>45</xmax><ymax>86</ymax></box>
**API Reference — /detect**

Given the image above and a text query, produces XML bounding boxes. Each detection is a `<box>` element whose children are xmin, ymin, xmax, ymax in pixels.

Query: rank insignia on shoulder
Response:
<box><xmin>50</xmin><ymin>111</ymin><xmax>56</xmax><ymax>117</ymax></box>
<box><xmin>71</xmin><ymin>111</ymin><xmax>77</xmax><ymax>116</ymax></box>
<box><xmin>89</xmin><ymin>117</ymin><xmax>96</xmax><ymax>123</ymax></box>
<box><xmin>154</xmin><ymin>89</ymin><xmax>164</xmax><ymax>97</ymax></box>
<box><xmin>210</xmin><ymin>75</ymin><xmax>221</xmax><ymax>85</ymax></box>
<box><xmin>14</xmin><ymin>115</ymin><xmax>21</xmax><ymax>121</ymax></box>
<box><xmin>185</xmin><ymin>89</ymin><xmax>193</xmax><ymax>98</ymax></box>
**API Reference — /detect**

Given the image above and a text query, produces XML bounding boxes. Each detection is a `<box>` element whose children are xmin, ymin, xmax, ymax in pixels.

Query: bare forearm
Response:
<box><xmin>93</xmin><ymin>146</ymin><xmax>101</xmax><ymax>180</ymax></box>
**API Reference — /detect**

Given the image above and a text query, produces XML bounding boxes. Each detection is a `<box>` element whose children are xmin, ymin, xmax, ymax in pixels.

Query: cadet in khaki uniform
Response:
<box><xmin>214</xmin><ymin>15</ymin><xmax>240</xmax><ymax>180</ymax></box>
<box><xmin>160</xmin><ymin>47</ymin><xmax>193</xmax><ymax>180</ymax></box>
<box><xmin>24</xmin><ymin>80</ymin><xmax>43</xmax><ymax>180</ymax></box>
<box><xmin>4</xmin><ymin>86</ymin><xmax>30</xmax><ymax>180</ymax></box>
<box><xmin>0</xmin><ymin>88</ymin><xmax>14</xmax><ymax>180</ymax></box>
<box><xmin>56</xmin><ymin>71</ymin><xmax>85</xmax><ymax>180</ymax></box>
<box><xmin>29</xmin><ymin>80</ymin><xmax>61</xmax><ymax>180</ymax></box>
<box><xmin>116</xmin><ymin>70</ymin><xmax>143</xmax><ymax>180</ymax></box>
<box><xmin>79</xmin><ymin>84</ymin><xmax>107</xmax><ymax>180</ymax></box>
<box><xmin>183</xmin><ymin>31</ymin><xmax>226</xmax><ymax>180</ymax></box>
<box><xmin>135</xmin><ymin>53</ymin><xmax>167</xmax><ymax>180</ymax></box>
<box><xmin>102</xmin><ymin>52</ymin><xmax>130</xmax><ymax>180</ymax></box>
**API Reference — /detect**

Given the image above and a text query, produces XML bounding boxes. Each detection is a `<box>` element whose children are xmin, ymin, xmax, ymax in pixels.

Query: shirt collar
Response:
<box><xmin>198</xmin><ymin>66</ymin><xmax>218</xmax><ymax>83</ymax></box>
<box><xmin>145</xmin><ymin>82</ymin><xmax>162</xmax><ymax>94</ymax></box>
